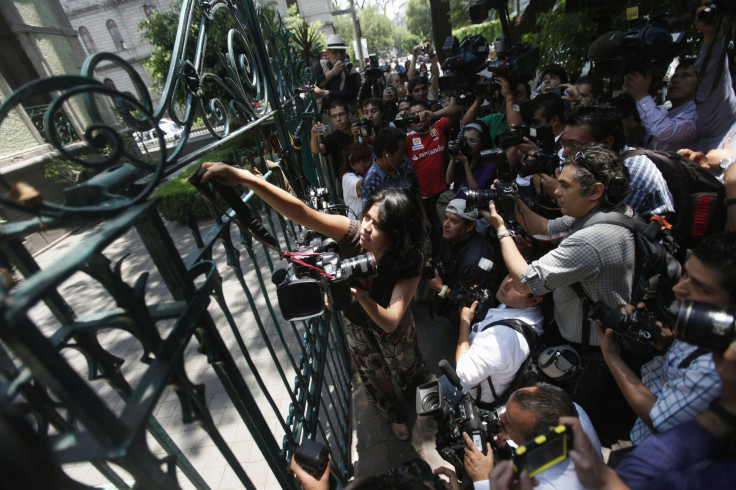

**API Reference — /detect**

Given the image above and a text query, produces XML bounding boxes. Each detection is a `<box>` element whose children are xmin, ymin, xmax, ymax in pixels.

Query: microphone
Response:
<box><xmin>271</xmin><ymin>257</ymin><xmax>290</xmax><ymax>285</ymax></box>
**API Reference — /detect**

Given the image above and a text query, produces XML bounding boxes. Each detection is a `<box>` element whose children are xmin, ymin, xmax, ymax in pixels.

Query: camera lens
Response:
<box><xmin>674</xmin><ymin>300</ymin><xmax>736</xmax><ymax>352</ymax></box>
<box><xmin>339</xmin><ymin>253</ymin><xmax>377</xmax><ymax>279</ymax></box>
<box><xmin>465</xmin><ymin>189</ymin><xmax>496</xmax><ymax>211</ymax></box>
<box><xmin>421</xmin><ymin>392</ymin><xmax>441</xmax><ymax>412</ymax></box>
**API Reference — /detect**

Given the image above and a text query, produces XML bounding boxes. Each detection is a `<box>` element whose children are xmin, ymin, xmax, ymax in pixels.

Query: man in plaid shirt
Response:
<box><xmin>598</xmin><ymin>231</ymin><xmax>736</xmax><ymax>447</ymax></box>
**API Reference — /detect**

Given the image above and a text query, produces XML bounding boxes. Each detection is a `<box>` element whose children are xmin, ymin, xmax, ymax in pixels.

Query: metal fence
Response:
<box><xmin>0</xmin><ymin>0</ymin><xmax>352</xmax><ymax>488</ymax></box>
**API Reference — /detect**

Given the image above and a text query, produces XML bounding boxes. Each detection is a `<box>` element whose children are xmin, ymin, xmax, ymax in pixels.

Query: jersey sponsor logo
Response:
<box><xmin>411</xmin><ymin>137</ymin><xmax>423</xmax><ymax>151</ymax></box>
<box><xmin>430</xmin><ymin>128</ymin><xmax>438</xmax><ymax>137</ymax></box>
<box><xmin>413</xmin><ymin>145</ymin><xmax>446</xmax><ymax>160</ymax></box>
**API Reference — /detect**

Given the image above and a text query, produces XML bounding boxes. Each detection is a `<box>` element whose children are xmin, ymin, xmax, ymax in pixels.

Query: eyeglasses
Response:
<box><xmin>570</xmin><ymin>150</ymin><xmax>603</xmax><ymax>182</ymax></box>
<box><xmin>398</xmin><ymin>96</ymin><xmax>411</xmax><ymax>103</ymax></box>
<box><xmin>330</xmin><ymin>112</ymin><xmax>348</xmax><ymax>119</ymax></box>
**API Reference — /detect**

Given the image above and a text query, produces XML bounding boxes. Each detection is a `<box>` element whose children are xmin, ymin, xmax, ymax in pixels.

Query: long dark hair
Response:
<box><xmin>363</xmin><ymin>187</ymin><xmax>425</xmax><ymax>279</ymax></box>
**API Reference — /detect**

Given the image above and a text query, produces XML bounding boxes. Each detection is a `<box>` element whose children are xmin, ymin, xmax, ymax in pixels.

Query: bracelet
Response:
<box><xmin>726</xmin><ymin>198</ymin><xmax>736</xmax><ymax>208</ymax></box>
<box><xmin>497</xmin><ymin>230</ymin><xmax>514</xmax><ymax>240</ymax></box>
<box><xmin>709</xmin><ymin>398</ymin><xmax>736</xmax><ymax>427</ymax></box>
<box><xmin>438</xmin><ymin>285</ymin><xmax>449</xmax><ymax>298</ymax></box>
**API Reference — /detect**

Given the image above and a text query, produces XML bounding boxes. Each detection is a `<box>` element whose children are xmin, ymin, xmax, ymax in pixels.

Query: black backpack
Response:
<box><xmin>473</xmin><ymin>318</ymin><xmax>540</xmax><ymax>409</ymax></box>
<box><xmin>573</xmin><ymin>207</ymin><xmax>682</xmax><ymax>357</ymax></box>
<box><xmin>623</xmin><ymin>149</ymin><xmax>726</xmax><ymax>253</ymax></box>
<box><xmin>582</xmin><ymin>208</ymin><xmax>682</xmax><ymax>309</ymax></box>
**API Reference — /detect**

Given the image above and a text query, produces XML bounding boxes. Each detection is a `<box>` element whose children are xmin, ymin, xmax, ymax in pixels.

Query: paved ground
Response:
<box><xmin>21</xmin><ymin>213</ymin><xmax>461</xmax><ymax>489</ymax></box>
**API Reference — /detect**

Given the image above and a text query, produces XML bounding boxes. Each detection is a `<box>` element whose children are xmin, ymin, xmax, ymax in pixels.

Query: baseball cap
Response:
<box><xmin>446</xmin><ymin>199</ymin><xmax>478</xmax><ymax>221</ymax></box>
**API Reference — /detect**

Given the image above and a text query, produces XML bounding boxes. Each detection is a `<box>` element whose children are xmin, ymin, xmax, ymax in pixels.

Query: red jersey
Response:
<box><xmin>406</xmin><ymin>118</ymin><xmax>450</xmax><ymax>196</ymax></box>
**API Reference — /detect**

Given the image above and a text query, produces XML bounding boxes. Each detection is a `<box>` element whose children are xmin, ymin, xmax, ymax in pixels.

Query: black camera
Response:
<box><xmin>342</xmin><ymin>56</ymin><xmax>353</xmax><ymax>73</ymax></box>
<box><xmin>674</xmin><ymin>300</ymin><xmax>736</xmax><ymax>353</ymax></box>
<box><xmin>448</xmin><ymin>136</ymin><xmax>472</xmax><ymax>158</ymax></box>
<box><xmin>272</xmin><ymin>232</ymin><xmax>377</xmax><ymax>321</ymax></box>
<box><xmin>465</xmin><ymin>149</ymin><xmax>516</xmax><ymax>221</ymax></box>
<box><xmin>698</xmin><ymin>2</ymin><xmax>736</xmax><ymax>23</ymax></box>
<box><xmin>518</xmin><ymin>125</ymin><xmax>560</xmax><ymax>177</ymax></box>
<box><xmin>393</xmin><ymin>115</ymin><xmax>420</xmax><ymax>129</ymax></box>
<box><xmin>451</xmin><ymin>285</ymin><xmax>491</xmax><ymax>322</ymax></box>
<box><xmin>438</xmin><ymin>34</ymin><xmax>490</xmax><ymax>102</ymax></box>
<box><xmin>357</xmin><ymin>118</ymin><xmax>373</xmax><ymax>137</ymax></box>
<box><xmin>496</xmin><ymin>124</ymin><xmax>530</xmax><ymax>149</ymax></box>
<box><xmin>294</xmin><ymin>439</ymin><xmax>329</xmax><ymax>479</ymax></box>
<box><xmin>589</xmin><ymin>13</ymin><xmax>688</xmax><ymax>91</ymax></box>
<box><xmin>364</xmin><ymin>54</ymin><xmax>384</xmax><ymax>82</ymax></box>
<box><xmin>588</xmin><ymin>302</ymin><xmax>670</xmax><ymax>358</ymax></box>
<box><xmin>416</xmin><ymin>360</ymin><xmax>512</xmax><ymax>479</ymax></box>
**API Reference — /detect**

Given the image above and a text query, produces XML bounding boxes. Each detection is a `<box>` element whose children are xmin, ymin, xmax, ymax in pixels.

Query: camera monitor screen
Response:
<box><xmin>513</xmin><ymin>424</ymin><xmax>571</xmax><ymax>478</ymax></box>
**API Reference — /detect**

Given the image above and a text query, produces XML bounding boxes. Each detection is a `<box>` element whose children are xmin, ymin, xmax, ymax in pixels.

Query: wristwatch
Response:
<box><xmin>720</xmin><ymin>156</ymin><xmax>736</xmax><ymax>170</ymax></box>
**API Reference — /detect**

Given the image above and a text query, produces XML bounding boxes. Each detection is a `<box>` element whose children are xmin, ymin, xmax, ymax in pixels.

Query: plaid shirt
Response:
<box><xmin>520</xmin><ymin>208</ymin><xmax>635</xmax><ymax>345</ymax></box>
<box><xmin>630</xmin><ymin>339</ymin><xmax>721</xmax><ymax>446</ymax></box>
<box><xmin>621</xmin><ymin>147</ymin><xmax>675</xmax><ymax>218</ymax></box>
<box><xmin>361</xmin><ymin>159</ymin><xmax>420</xmax><ymax>207</ymax></box>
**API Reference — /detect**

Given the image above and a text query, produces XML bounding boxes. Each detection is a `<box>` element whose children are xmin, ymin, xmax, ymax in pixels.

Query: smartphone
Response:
<box><xmin>513</xmin><ymin>424</ymin><xmax>572</xmax><ymax>478</ymax></box>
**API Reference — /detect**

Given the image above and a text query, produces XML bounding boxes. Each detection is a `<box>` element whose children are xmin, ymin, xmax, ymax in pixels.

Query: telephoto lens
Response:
<box><xmin>674</xmin><ymin>299</ymin><xmax>736</xmax><ymax>352</ymax></box>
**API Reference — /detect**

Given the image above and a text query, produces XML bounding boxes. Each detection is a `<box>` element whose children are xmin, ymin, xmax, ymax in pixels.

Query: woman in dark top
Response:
<box><xmin>445</xmin><ymin>121</ymin><xmax>498</xmax><ymax>199</ymax></box>
<box><xmin>200</xmin><ymin>162</ymin><xmax>427</xmax><ymax>440</ymax></box>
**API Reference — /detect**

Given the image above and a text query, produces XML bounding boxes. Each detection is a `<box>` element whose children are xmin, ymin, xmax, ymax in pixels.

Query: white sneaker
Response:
<box><xmin>391</xmin><ymin>422</ymin><xmax>410</xmax><ymax>441</ymax></box>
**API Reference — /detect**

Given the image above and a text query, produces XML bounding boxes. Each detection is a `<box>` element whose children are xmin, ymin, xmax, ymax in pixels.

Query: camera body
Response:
<box><xmin>273</xmin><ymin>232</ymin><xmax>377</xmax><ymax>321</ymax></box>
<box><xmin>357</xmin><ymin>118</ymin><xmax>374</xmax><ymax>137</ymax></box>
<box><xmin>448</xmin><ymin>135</ymin><xmax>472</xmax><ymax>158</ymax></box>
<box><xmin>451</xmin><ymin>285</ymin><xmax>491</xmax><ymax>322</ymax></box>
<box><xmin>465</xmin><ymin>177</ymin><xmax>516</xmax><ymax>222</ymax></box>
<box><xmin>364</xmin><ymin>54</ymin><xmax>384</xmax><ymax>82</ymax></box>
<box><xmin>675</xmin><ymin>300</ymin><xmax>736</xmax><ymax>353</ymax></box>
<box><xmin>518</xmin><ymin>124</ymin><xmax>560</xmax><ymax>177</ymax></box>
<box><xmin>588</xmin><ymin>302</ymin><xmax>669</xmax><ymax>358</ymax></box>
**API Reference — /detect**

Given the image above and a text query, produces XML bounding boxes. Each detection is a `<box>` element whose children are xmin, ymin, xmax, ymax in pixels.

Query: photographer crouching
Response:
<box><xmin>425</xmin><ymin>199</ymin><xmax>496</xmax><ymax>331</ymax></box>
<box><xmin>593</xmin><ymin>231</ymin><xmax>736</xmax><ymax>457</ymax></box>
<box><xmin>199</xmin><ymin>163</ymin><xmax>429</xmax><ymax>442</ymax></box>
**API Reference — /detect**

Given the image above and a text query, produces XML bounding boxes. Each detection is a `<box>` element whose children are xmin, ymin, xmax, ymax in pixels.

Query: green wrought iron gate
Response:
<box><xmin>0</xmin><ymin>0</ymin><xmax>352</xmax><ymax>488</ymax></box>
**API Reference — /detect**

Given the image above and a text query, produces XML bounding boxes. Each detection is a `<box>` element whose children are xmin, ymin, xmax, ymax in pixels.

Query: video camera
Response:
<box><xmin>272</xmin><ymin>231</ymin><xmax>377</xmax><ymax>321</ymax></box>
<box><xmin>416</xmin><ymin>359</ymin><xmax>512</xmax><ymax>479</ymax></box>
<box><xmin>478</xmin><ymin>36</ymin><xmax>539</xmax><ymax>88</ymax></box>
<box><xmin>588</xmin><ymin>12</ymin><xmax>688</xmax><ymax>91</ymax></box>
<box><xmin>675</xmin><ymin>300</ymin><xmax>736</xmax><ymax>353</ymax></box>
<box><xmin>588</xmin><ymin>302</ymin><xmax>671</xmax><ymax>358</ymax></box>
<box><xmin>465</xmin><ymin>149</ymin><xmax>516</xmax><ymax>222</ymax></box>
<box><xmin>356</xmin><ymin>118</ymin><xmax>373</xmax><ymax>138</ymax></box>
<box><xmin>438</xmin><ymin>34</ymin><xmax>490</xmax><ymax>103</ymax></box>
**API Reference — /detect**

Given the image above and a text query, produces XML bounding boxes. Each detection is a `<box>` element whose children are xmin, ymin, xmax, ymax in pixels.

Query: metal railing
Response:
<box><xmin>0</xmin><ymin>0</ymin><xmax>350</xmax><ymax>488</ymax></box>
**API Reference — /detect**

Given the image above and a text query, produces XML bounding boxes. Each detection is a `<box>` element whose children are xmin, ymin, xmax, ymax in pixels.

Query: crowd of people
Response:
<box><xmin>203</xmin><ymin>2</ymin><xmax>736</xmax><ymax>488</ymax></box>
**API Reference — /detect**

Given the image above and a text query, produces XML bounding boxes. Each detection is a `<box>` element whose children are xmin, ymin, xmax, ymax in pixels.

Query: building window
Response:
<box><xmin>106</xmin><ymin>19</ymin><xmax>126</xmax><ymax>51</ymax></box>
<box><xmin>143</xmin><ymin>5</ymin><xmax>158</xmax><ymax>17</ymax></box>
<box><xmin>79</xmin><ymin>26</ymin><xmax>97</xmax><ymax>54</ymax></box>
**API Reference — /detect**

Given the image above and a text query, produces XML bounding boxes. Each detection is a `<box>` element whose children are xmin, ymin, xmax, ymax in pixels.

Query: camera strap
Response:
<box><xmin>678</xmin><ymin>346</ymin><xmax>709</xmax><ymax>369</ymax></box>
<box><xmin>475</xmin><ymin>319</ymin><xmax>539</xmax><ymax>406</ymax></box>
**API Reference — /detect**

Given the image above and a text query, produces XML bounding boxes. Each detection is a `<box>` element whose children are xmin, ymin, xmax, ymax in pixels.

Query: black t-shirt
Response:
<box><xmin>323</xmin><ymin>130</ymin><xmax>353</xmax><ymax>175</ymax></box>
<box><xmin>339</xmin><ymin>220</ymin><xmax>421</xmax><ymax>328</ymax></box>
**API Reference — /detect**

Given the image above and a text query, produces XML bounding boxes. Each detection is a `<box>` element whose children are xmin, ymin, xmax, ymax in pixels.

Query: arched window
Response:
<box><xmin>143</xmin><ymin>5</ymin><xmax>158</xmax><ymax>17</ymax></box>
<box><xmin>78</xmin><ymin>26</ymin><xmax>97</xmax><ymax>54</ymax></box>
<box><xmin>106</xmin><ymin>19</ymin><xmax>126</xmax><ymax>51</ymax></box>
